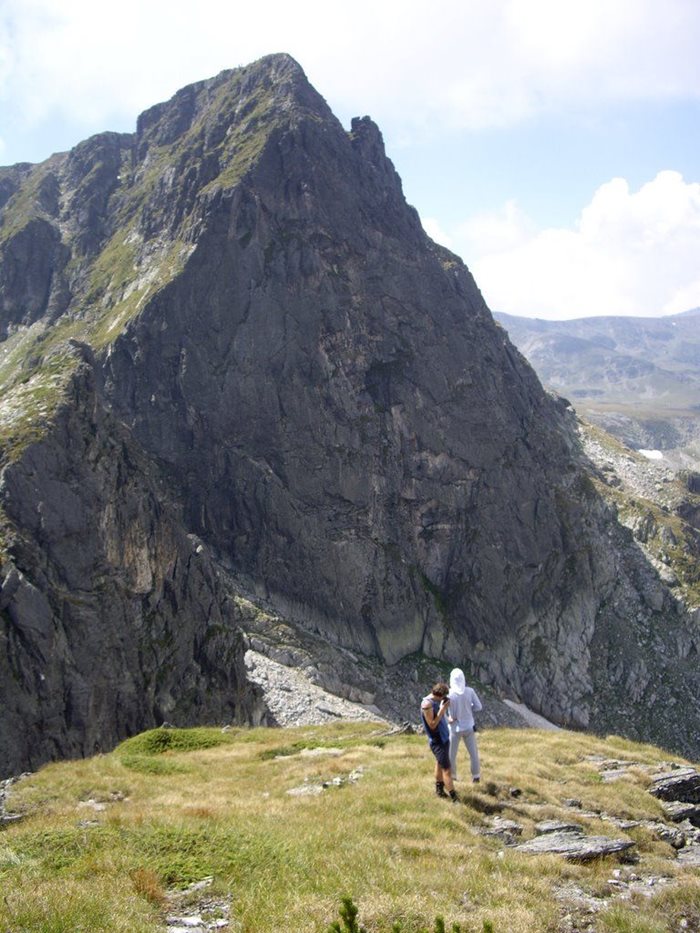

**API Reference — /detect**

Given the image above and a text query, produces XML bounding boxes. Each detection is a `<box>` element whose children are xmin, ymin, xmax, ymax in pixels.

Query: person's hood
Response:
<box><xmin>449</xmin><ymin>668</ymin><xmax>466</xmax><ymax>695</ymax></box>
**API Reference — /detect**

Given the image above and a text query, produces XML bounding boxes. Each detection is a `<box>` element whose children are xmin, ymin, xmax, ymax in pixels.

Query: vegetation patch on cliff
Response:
<box><xmin>0</xmin><ymin>327</ymin><xmax>78</xmax><ymax>463</ymax></box>
<box><xmin>0</xmin><ymin>160</ymin><xmax>61</xmax><ymax>245</ymax></box>
<box><xmin>0</xmin><ymin>64</ymin><xmax>292</xmax><ymax>465</ymax></box>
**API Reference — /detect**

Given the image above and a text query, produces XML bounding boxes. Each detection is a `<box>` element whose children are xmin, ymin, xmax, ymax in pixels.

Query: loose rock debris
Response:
<box><xmin>166</xmin><ymin>877</ymin><xmax>232</xmax><ymax>932</ymax></box>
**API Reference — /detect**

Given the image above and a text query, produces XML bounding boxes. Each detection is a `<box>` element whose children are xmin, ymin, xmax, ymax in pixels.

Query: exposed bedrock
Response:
<box><xmin>0</xmin><ymin>360</ymin><xmax>262</xmax><ymax>778</ymax></box>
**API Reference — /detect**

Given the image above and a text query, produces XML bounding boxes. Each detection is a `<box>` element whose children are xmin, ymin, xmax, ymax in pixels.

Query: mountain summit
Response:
<box><xmin>1</xmin><ymin>55</ymin><xmax>698</xmax><ymax>776</ymax></box>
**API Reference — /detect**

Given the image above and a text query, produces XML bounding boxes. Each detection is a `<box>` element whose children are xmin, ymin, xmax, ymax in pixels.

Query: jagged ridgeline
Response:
<box><xmin>0</xmin><ymin>54</ymin><xmax>698</xmax><ymax>777</ymax></box>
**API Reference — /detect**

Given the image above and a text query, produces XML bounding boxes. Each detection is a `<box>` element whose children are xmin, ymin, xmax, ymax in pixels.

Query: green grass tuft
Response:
<box><xmin>116</xmin><ymin>726</ymin><xmax>230</xmax><ymax>756</ymax></box>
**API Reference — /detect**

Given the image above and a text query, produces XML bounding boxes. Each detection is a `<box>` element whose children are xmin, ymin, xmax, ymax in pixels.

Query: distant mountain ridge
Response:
<box><xmin>494</xmin><ymin>307</ymin><xmax>700</xmax><ymax>404</ymax></box>
<box><xmin>494</xmin><ymin>308</ymin><xmax>700</xmax><ymax>464</ymax></box>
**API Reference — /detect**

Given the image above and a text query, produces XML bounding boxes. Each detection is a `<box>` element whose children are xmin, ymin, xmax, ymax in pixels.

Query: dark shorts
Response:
<box><xmin>429</xmin><ymin>740</ymin><xmax>451</xmax><ymax>770</ymax></box>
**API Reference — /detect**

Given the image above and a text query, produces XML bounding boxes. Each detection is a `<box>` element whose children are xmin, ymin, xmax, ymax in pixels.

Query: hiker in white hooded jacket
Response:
<box><xmin>447</xmin><ymin>668</ymin><xmax>482</xmax><ymax>782</ymax></box>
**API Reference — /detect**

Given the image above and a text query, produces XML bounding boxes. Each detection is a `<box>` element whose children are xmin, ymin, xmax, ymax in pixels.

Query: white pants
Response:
<box><xmin>449</xmin><ymin>727</ymin><xmax>480</xmax><ymax>780</ymax></box>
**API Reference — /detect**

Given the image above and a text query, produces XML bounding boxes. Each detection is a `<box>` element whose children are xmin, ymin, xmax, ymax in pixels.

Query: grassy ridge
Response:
<box><xmin>0</xmin><ymin>723</ymin><xmax>698</xmax><ymax>932</ymax></box>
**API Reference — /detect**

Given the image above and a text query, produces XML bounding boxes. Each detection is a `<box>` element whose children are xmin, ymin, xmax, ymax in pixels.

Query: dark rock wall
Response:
<box><xmin>0</xmin><ymin>218</ymin><xmax>69</xmax><ymax>336</ymax></box>
<box><xmin>101</xmin><ymin>68</ymin><xmax>700</xmax><ymax>754</ymax></box>
<box><xmin>0</xmin><ymin>359</ymin><xmax>261</xmax><ymax>778</ymax></box>
<box><xmin>103</xmin><ymin>106</ymin><xmax>573</xmax><ymax>665</ymax></box>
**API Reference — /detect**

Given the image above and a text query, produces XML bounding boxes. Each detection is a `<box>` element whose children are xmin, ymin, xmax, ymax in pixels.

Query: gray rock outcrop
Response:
<box><xmin>649</xmin><ymin>769</ymin><xmax>700</xmax><ymax>804</ymax></box>
<box><xmin>516</xmin><ymin>832</ymin><xmax>635</xmax><ymax>862</ymax></box>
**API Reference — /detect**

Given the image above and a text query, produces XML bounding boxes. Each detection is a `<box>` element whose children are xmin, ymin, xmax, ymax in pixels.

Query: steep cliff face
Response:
<box><xmin>101</xmin><ymin>58</ymin><xmax>579</xmax><ymax>665</ymax></box>
<box><xmin>0</xmin><ymin>54</ymin><xmax>698</xmax><ymax>773</ymax></box>
<box><xmin>0</xmin><ymin>351</ymin><xmax>261</xmax><ymax>777</ymax></box>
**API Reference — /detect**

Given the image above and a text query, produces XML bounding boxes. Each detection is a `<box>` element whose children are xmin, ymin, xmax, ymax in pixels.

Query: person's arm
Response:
<box><xmin>422</xmin><ymin>698</ymin><xmax>449</xmax><ymax>730</ymax></box>
<box><xmin>470</xmin><ymin>689</ymin><xmax>483</xmax><ymax>713</ymax></box>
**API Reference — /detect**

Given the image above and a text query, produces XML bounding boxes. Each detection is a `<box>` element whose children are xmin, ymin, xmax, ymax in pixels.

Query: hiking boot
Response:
<box><xmin>449</xmin><ymin>789</ymin><xmax>459</xmax><ymax>803</ymax></box>
<box><xmin>472</xmin><ymin>776</ymin><xmax>480</xmax><ymax>784</ymax></box>
<box><xmin>435</xmin><ymin>781</ymin><xmax>448</xmax><ymax>798</ymax></box>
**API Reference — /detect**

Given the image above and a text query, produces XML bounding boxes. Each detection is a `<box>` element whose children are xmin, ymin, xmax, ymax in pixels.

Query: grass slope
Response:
<box><xmin>0</xmin><ymin>724</ymin><xmax>698</xmax><ymax>932</ymax></box>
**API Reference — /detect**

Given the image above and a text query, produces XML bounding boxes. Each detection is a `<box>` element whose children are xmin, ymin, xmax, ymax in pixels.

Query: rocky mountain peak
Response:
<box><xmin>1</xmin><ymin>55</ymin><xmax>699</xmax><ymax>778</ymax></box>
<box><xmin>135</xmin><ymin>53</ymin><xmax>330</xmax><ymax>158</ymax></box>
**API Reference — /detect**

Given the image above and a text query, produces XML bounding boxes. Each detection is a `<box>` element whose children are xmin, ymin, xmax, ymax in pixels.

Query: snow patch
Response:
<box><xmin>638</xmin><ymin>449</ymin><xmax>664</xmax><ymax>460</ymax></box>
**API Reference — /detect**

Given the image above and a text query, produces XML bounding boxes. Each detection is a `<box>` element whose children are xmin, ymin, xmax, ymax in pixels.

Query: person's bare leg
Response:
<box><xmin>436</xmin><ymin>765</ymin><xmax>454</xmax><ymax>793</ymax></box>
<box><xmin>434</xmin><ymin>760</ymin><xmax>447</xmax><ymax>796</ymax></box>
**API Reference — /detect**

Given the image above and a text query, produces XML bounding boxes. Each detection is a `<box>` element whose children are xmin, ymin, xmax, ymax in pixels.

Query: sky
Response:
<box><xmin>1</xmin><ymin>0</ymin><xmax>699</xmax><ymax>320</ymax></box>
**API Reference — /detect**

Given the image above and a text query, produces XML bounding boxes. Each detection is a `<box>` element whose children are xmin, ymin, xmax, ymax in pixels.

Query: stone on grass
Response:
<box><xmin>535</xmin><ymin>820</ymin><xmax>583</xmax><ymax>835</ymax></box>
<box><xmin>516</xmin><ymin>832</ymin><xmax>635</xmax><ymax>862</ymax></box>
<box><xmin>649</xmin><ymin>769</ymin><xmax>700</xmax><ymax>803</ymax></box>
<box><xmin>661</xmin><ymin>800</ymin><xmax>700</xmax><ymax>825</ymax></box>
<box><xmin>676</xmin><ymin>844</ymin><xmax>700</xmax><ymax>868</ymax></box>
<box><xmin>481</xmin><ymin>818</ymin><xmax>523</xmax><ymax>844</ymax></box>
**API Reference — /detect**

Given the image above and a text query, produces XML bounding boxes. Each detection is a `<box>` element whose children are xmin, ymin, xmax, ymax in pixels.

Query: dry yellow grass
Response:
<box><xmin>0</xmin><ymin>723</ymin><xmax>697</xmax><ymax>932</ymax></box>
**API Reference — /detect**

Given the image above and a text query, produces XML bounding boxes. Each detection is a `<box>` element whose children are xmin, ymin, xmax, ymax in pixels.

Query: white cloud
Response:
<box><xmin>445</xmin><ymin>171</ymin><xmax>700</xmax><ymax>319</ymax></box>
<box><xmin>456</xmin><ymin>200</ymin><xmax>536</xmax><ymax>254</ymax></box>
<box><xmin>663</xmin><ymin>278</ymin><xmax>700</xmax><ymax>315</ymax></box>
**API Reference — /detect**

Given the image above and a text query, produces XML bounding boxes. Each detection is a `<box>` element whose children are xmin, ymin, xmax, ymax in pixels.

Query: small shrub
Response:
<box><xmin>326</xmin><ymin>898</ymin><xmax>463</xmax><ymax>933</ymax></box>
<box><xmin>327</xmin><ymin>895</ymin><xmax>367</xmax><ymax>933</ymax></box>
<box><xmin>258</xmin><ymin>743</ymin><xmax>307</xmax><ymax>760</ymax></box>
